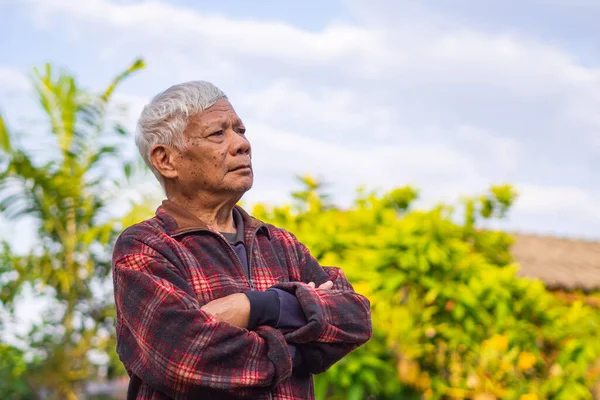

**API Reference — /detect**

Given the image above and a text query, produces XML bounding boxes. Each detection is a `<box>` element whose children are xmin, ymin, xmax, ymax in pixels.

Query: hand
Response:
<box><xmin>308</xmin><ymin>280</ymin><xmax>333</xmax><ymax>290</ymax></box>
<box><xmin>200</xmin><ymin>293</ymin><xmax>250</xmax><ymax>329</ymax></box>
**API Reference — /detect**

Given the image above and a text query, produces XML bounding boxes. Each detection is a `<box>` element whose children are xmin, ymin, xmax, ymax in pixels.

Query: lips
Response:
<box><xmin>231</xmin><ymin>165</ymin><xmax>252</xmax><ymax>171</ymax></box>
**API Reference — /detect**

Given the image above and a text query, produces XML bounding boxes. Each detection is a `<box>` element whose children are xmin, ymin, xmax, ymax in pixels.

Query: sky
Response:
<box><xmin>0</xmin><ymin>0</ymin><xmax>599</xmax><ymax>242</ymax></box>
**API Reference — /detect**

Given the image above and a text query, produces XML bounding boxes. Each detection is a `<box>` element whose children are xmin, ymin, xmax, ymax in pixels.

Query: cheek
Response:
<box><xmin>213</xmin><ymin>151</ymin><xmax>226</xmax><ymax>167</ymax></box>
<box><xmin>180</xmin><ymin>147</ymin><xmax>228</xmax><ymax>181</ymax></box>
<box><xmin>178</xmin><ymin>154</ymin><xmax>207</xmax><ymax>180</ymax></box>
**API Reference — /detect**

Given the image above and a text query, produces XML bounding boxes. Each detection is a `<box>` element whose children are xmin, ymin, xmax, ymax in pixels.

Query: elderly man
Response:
<box><xmin>112</xmin><ymin>81</ymin><xmax>372</xmax><ymax>400</ymax></box>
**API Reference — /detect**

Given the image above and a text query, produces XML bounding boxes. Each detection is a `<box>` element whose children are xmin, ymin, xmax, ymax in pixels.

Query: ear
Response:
<box><xmin>150</xmin><ymin>144</ymin><xmax>179</xmax><ymax>180</ymax></box>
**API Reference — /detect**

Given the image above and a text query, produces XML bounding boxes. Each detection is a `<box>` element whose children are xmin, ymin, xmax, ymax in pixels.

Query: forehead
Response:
<box><xmin>186</xmin><ymin>98</ymin><xmax>242</xmax><ymax>130</ymax></box>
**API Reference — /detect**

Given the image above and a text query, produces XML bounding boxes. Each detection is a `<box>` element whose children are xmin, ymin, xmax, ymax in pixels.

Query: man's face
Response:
<box><xmin>171</xmin><ymin>98</ymin><xmax>253</xmax><ymax>198</ymax></box>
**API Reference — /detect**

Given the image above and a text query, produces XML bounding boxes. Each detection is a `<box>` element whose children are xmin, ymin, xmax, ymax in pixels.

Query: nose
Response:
<box><xmin>230</xmin><ymin>129</ymin><xmax>251</xmax><ymax>156</ymax></box>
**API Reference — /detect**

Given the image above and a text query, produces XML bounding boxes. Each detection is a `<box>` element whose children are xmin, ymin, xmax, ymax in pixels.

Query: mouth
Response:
<box><xmin>230</xmin><ymin>165</ymin><xmax>252</xmax><ymax>172</ymax></box>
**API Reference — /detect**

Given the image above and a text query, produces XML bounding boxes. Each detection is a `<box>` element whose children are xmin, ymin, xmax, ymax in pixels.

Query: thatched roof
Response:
<box><xmin>512</xmin><ymin>234</ymin><xmax>600</xmax><ymax>292</ymax></box>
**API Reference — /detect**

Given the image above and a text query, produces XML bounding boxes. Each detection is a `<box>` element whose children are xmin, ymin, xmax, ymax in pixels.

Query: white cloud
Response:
<box><xmin>23</xmin><ymin>0</ymin><xmax>600</xmax><ymax>131</ymax></box>
<box><xmin>0</xmin><ymin>66</ymin><xmax>29</xmax><ymax>93</ymax></box>
<box><xmin>516</xmin><ymin>184</ymin><xmax>600</xmax><ymax>220</ymax></box>
<box><xmin>455</xmin><ymin>125</ymin><xmax>519</xmax><ymax>171</ymax></box>
<box><xmin>28</xmin><ymin>0</ymin><xmax>384</xmax><ymax>69</ymax></box>
<box><xmin>27</xmin><ymin>0</ymin><xmax>600</xmax><ymax>88</ymax></box>
<box><xmin>110</xmin><ymin>92</ymin><xmax>149</xmax><ymax>129</ymax></box>
<box><xmin>544</xmin><ymin>0</ymin><xmax>600</xmax><ymax>7</ymax></box>
<box><xmin>236</xmin><ymin>80</ymin><xmax>397</xmax><ymax>143</ymax></box>
<box><xmin>245</xmin><ymin>122</ymin><xmax>480</xmax><ymax>207</ymax></box>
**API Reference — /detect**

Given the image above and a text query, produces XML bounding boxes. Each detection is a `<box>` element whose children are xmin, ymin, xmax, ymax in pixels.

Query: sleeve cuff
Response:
<box><xmin>243</xmin><ymin>290</ymin><xmax>280</xmax><ymax>330</ymax></box>
<box><xmin>268</xmin><ymin>288</ymin><xmax>309</xmax><ymax>329</ymax></box>
<box><xmin>255</xmin><ymin>326</ymin><xmax>293</xmax><ymax>387</ymax></box>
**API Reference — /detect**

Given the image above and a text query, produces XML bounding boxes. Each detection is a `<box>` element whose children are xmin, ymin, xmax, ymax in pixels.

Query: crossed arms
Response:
<box><xmin>112</xmin><ymin>232</ymin><xmax>372</xmax><ymax>397</ymax></box>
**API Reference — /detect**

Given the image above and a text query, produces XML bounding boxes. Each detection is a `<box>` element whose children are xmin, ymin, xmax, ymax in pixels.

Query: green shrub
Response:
<box><xmin>253</xmin><ymin>177</ymin><xmax>600</xmax><ymax>400</ymax></box>
<box><xmin>0</xmin><ymin>343</ymin><xmax>35</xmax><ymax>400</ymax></box>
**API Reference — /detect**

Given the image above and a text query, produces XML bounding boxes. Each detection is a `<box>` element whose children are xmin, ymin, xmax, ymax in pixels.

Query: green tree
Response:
<box><xmin>0</xmin><ymin>60</ymin><xmax>153</xmax><ymax>399</ymax></box>
<box><xmin>253</xmin><ymin>177</ymin><xmax>600</xmax><ymax>400</ymax></box>
<box><xmin>0</xmin><ymin>343</ymin><xmax>36</xmax><ymax>400</ymax></box>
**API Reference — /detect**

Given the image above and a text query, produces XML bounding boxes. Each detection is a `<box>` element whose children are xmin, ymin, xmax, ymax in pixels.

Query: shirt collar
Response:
<box><xmin>157</xmin><ymin>199</ymin><xmax>271</xmax><ymax>240</ymax></box>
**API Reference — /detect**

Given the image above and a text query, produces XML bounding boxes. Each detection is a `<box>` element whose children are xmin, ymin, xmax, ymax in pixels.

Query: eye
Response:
<box><xmin>238</xmin><ymin>128</ymin><xmax>246</xmax><ymax>135</ymax></box>
<box><xmin>211</xmin><ymin>130</ymin><xmax>224</xmax><ymax>136</ymax></box>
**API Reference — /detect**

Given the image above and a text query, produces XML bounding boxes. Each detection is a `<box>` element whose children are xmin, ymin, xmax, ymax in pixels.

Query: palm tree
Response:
<box><xmin>0</xmin><ymin>59</ymin><xmax>153</xmax><ymax>399</ymax></box>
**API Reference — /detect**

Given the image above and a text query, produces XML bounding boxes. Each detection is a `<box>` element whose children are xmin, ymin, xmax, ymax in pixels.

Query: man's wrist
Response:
<box><xmin>268</xmin><ymin>288</ymin><xmax>309</xmax><ymax>329</ymax></box>
<box><xmin>243</xmin><ymin>290</ymin><xmax>280</xmax><ymax>330</ymax></box>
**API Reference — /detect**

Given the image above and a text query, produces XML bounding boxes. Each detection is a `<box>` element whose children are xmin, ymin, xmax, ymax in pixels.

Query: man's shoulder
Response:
<box><xmin>113</xmin><ymin>215</ymin><xmax>169</xmax><ymax>259</ymax></box>
<box><xmin>256</xmin><ymin>220</ymin><xmax>300</xmax><ymax>249</ymax></box>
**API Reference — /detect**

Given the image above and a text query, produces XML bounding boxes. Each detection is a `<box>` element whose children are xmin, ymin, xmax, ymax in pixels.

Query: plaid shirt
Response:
<box><xmin>112</xmin><ymin>200</ymin><xmax>372</xmax><ymax>399</ymax></box>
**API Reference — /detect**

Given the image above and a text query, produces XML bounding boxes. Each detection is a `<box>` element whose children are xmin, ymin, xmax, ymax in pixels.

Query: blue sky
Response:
<box><xmin>1</xmin><ymin>0</ymin><xmax>599</xmax><ymax>243</ymax></box>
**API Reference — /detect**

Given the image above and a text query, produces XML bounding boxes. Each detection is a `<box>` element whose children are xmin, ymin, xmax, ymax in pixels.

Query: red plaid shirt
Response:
<box><xmin>112</xmin><ymin>200</ymin><xmax>372</xmax><ymax>399</ymax></box>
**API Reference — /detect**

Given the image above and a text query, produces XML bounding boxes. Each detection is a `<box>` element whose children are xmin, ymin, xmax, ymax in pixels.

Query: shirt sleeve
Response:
<box><xmin>269</xmin><ymin>288</ymin><xmax>309</xmax><ymax>329</ymax></box>
<box><xmin>243</xmin><ymin>289</ymin><xmax>308</xmax><ymax>331</ymax></box>
<box><xmin>243</xmin><ymin>290</ymin><xmax>280</xmax><ymax>330</ymax></box>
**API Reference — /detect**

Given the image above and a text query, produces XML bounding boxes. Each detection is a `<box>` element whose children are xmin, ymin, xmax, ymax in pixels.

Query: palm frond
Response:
<box><xmin>32</xmin><ymin>65</ymin><xmax>77</xmax><ymax>155</ymax></box>
<box><xmin>102</xmin><ymin>58</ymin><xmax>145</xmax><ymax>102</ymax></box>
<box><xmin>0</xmin><ymin>113</ymin><xmax>11</xmax><ymax>154</ymax></box>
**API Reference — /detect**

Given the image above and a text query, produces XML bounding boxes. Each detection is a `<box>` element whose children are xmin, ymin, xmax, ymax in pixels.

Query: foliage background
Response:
<box><xmin>253</xmin><ymin>178</ymin><xmax>600</xmax><ymax>400</ymax></box>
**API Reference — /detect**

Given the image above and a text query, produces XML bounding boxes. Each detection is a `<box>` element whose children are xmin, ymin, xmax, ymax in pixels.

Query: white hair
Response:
<box><xmin>135</xmin><ymin>81</ymin><xmax>226</xmax><ymax>186</ymax></box>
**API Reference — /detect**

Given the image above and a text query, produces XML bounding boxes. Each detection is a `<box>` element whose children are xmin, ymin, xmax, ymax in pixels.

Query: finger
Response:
<box><xmin>308</xmin><ymin>282</ymin><xmax>315</xmax><ymax>288</ymax></box>
<box><xmin>318</xmin><ymin>280</ymin><xmax>334</xmax><ymax>290</ymax></box>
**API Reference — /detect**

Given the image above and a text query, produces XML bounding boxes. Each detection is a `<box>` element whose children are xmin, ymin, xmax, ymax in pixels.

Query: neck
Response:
<box><xmin>167</xmin><ymin>191</ymin><xmax>241</xmax><ymax>233</ymax></box>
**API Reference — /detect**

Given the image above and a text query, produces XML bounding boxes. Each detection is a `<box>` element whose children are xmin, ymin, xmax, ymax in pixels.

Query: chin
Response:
<box><xmin>230</xmin><ymin>178</ymin><xmax>254</xmax><ymax>193</ymax></box>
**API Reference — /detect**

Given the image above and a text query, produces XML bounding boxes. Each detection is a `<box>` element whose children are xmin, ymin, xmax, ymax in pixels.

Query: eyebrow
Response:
<box><xmin>185</xmin><ymin>115</ymin><xmax>244</xmax><ymax>138</ymax></box>
<box><xmin>191</xmin><ymin>118</ymin><xmax>225</xmax><ymax>136</ymax></box>
<box><xmin>204</xmin><ymin>117</ymin><xmax>244</xmax><ymax>131</ymax></box>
